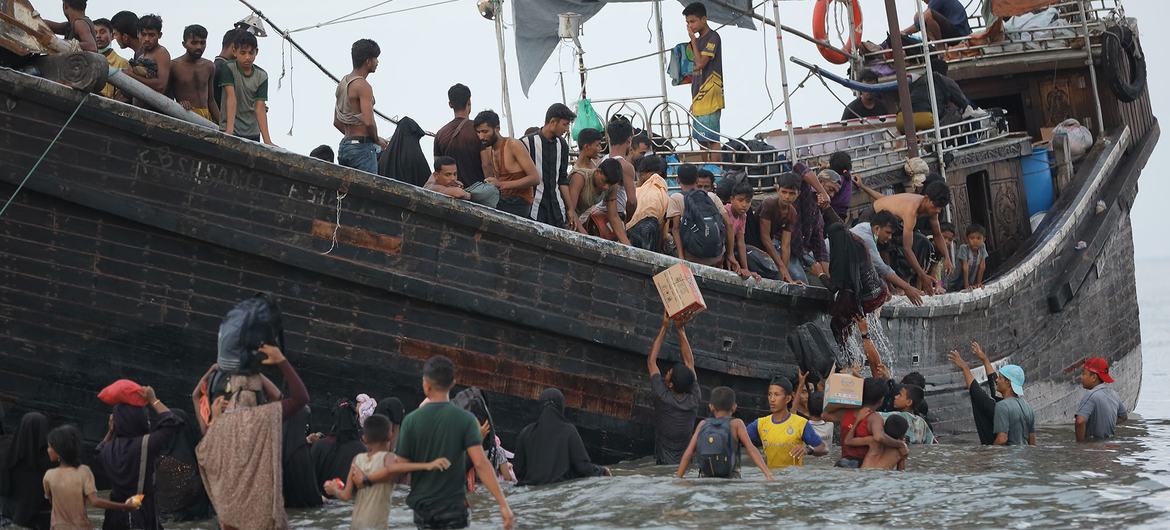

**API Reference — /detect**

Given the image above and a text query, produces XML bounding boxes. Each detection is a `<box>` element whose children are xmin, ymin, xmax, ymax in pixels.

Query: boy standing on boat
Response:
<box><xmin>334</xmin><ymin>39</ymin><xmax>387</xmax><ymax>174</ymax></box>
<box><xmin>477</xmin><ymin>110</ymin><xmax>540</xmax><ymax>219</ymax></box>
<box><xmin>519</xmin><ymin>104</ymin><xmax>575</xmax><ymax>228</ymax></box>
<box><xmin>684</xmin><ymin>2</ymin><xmax>724</xmax><ymax>161</ymax></box>
<box><xmin>169</xmin><ymin>25</ymin><xmax>220</xmax><ymax>123</ymax></box>
<box><xmin>218</xmin><ymin>32</ymin><xmax>274</xmax><ymax>145</ymax></box>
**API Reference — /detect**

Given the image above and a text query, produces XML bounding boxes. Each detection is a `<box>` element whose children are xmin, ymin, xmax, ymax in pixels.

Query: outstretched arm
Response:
<box><xmin>676</xmin><ymin>318</ymin><xmax>695</xmax><ymax>371</ymax></box>
<box><xmin>647</xmin><ymin>315</ymin><xmax>670</xmax><ymax>376</ymax></box>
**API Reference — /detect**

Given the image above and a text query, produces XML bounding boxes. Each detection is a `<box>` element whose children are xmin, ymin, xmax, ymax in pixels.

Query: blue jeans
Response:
<box><xmin>338</xmin><ymin>141</ymin><xmax>379</xmax><ymax>174</ymax></box>
<box><xmin>774</xmin><ymin>239</ymin><xmax>813</xmax><ymax>283</ymax></box>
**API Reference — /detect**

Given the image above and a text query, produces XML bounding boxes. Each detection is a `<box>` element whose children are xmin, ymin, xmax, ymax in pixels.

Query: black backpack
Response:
<box><xmin>696</xmin><ymin>416</ymin><xmax>737</xmax><ymax>478</ymax></box>
<box><xmin>680</xmin><ymin>189</ymin><xmax>726</xmax><ymax>259</ymax></box>
<box><xmin>217</xmin><ymin>293</ymin><xmax>285</xmax><ymax>375</ymax></box>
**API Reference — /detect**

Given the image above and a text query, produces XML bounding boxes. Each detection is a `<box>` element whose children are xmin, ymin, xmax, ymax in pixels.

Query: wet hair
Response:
<box><xmin>309</xmin><ymin>145</ymin><xmax>334</xmax><ymax>163</ymax></box>
<box><xmin>709</xmin><ymin>386</ymin><xmax>736</xmax><ymax>412</ymax></box>
<box><xmin>871</xmin><ymin>210</ymin><xmax>900</xmax><ymax>230</ymax></box>
<box><xmin>683</xmin><ymin>2</ymin><xmax>708</xmax><ymax>18</ymax></box>
<box><xmin>94</xmin><ymin>18</ymin><xmax>112</xmax><ymax>32</ymax></box>
<box><xmin>183</xmin><ymin>24</ymin><xmax>207</xmax><ymax>42</ymax></box>
<box><xmin>351</xmin><ymin>39</ymin><xmax>381</xmax><ymax>69</ymax></box>
<box><xmin>362</xmin><ymin>414</ymin><xmax>391</xmax><ymax>443</ymax></box>
<box><xmin>474</xmin><ymin>110</ymin><xmax>500</xmax><ymax>129</ymax></box>
<box><xmin>777</xmin><ymin>171</ymin><xmax>802</xmax><ymax>191</ymax></box>
<box><xmin>47</xmin><ymin>425</ymin><xmax>82</xmax><ymax>467</ymax></box>
<box><xmin>862</xmin><ymin>377</ymin><xmax>887</xmax><ymax>406</ymax></box>
<box><xmin>578</xmin><ymin>127</ymin><xmax>603</xmax><ymax>146</ymax></box>
<box><xmin>434</xmin><ymin>155</ymin><xmax>457</xmax><ymax>172</ymax></box>
<box><xmin>222</xmin><ymin>28</ymin><xmax>247</xmax><ymax>48</ymax></box>
<box><xmin>807</xmin><ymin>391</ymin><xmax>825</xmax><ymax>417</ymax></box>
<box><xmin>696</xmin><ymin>169</ymin><xmax>714</xmax><ymax>183</ymax></box>
<box><xmin>670</xmin><ymin>362</ymin><xmax>696</xmax><ymax>395</ymax></box>
<box><xmin>883</xmin><ymin>414</ymin><xmax>909</xmax><ymax>440</ymax></box>
<box><xmin>235</xmin><ymin>31</ymin><xmax>258</xmax><ymax>52</ymax></box>
<box><xmin>923</xmin><ymin>180</ymin><xmax>951</xmax><ymax>208</ymax></box>
<box><xmin>136</xmin><ymin>14</ymin><xmax>162</xmax><ymax>34</ymax></box>
<box><xmin>637</xmin><ymin>155</ymin><xmax>667</xmax><ymax>176</ymax></box>
<box><xmin>545</xmin><ymin>103</ymin><xmax>576</xmax><ymax>124</ymax></box>
<box><xmin>859</xmin><ymin>69</ymin><xmax>879</xmax><ymax>84</ymax></box>
<box><xmin>607</xmin><ymin>118</ymin><xmax>634</xmax><ymax>146</ymax></box>
<box><xmin>677</xmin><ymin>164</ymin><xmax>698</xmax><ymax>185</ymax></box>
<box><xmin>731</xmin><ymin>180</ymin><xmax>754</xmax><ymax>199</ymax></box>
<box><xmin>900</xmin><ymin>372</ymin><xmax>926</xmax><ymax>388</ymax></box>
<box><xmin>64</xmin><ymin>0</ymin><xmax>86</xmax><ymax>10</ymax></box>
<box><xmin>940</xmin><ymin>221</ymin><xmax>956</xmax><ymax>235</ymax></box>
<box><xmin>423</xmin><ymin>355</ymin><xmax>455</xmax><ymax>390</ymax></box>
<box><xmin>896</xmin><ymin>384</ymin><xmax>926</xmax><ymax>414</ymax></box>
<box><xmin>829</xmin><ymin>151</ymin><xmax>852</xmax><ymax>174</ymax></box>
<box><xmin>966</xmin><ymin>223</ymin><xmax>986</xmax><ymax>238</ymax></box>
<box><xmin>631</xmin><ymin>134</ymin><xmax>652</xmax><ymax>151</ymax></box>
<box><xmin>448</xmin><ymin>83</ymin><xmax>471</xmax><ymax>109</ymax></box>
<box><xmin>769</xmin><ymin>375</ymin><xmax>794</xmax><ymax>395</ymax></box>
<box><xmin>596</xmin><ymin>158</ymin><xmax>624</xmax><ymax>186</ymax></box>
<box><xmin>110</xmin><ymin>11</ymin><xmax>137</xmax><ymax>36</ymax></box>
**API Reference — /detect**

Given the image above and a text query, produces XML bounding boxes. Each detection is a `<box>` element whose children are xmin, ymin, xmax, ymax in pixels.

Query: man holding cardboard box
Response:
<box><xmin>646</xmin><ymin>314</ymin><xmax>701</xmax><ymax>466</ymax></box>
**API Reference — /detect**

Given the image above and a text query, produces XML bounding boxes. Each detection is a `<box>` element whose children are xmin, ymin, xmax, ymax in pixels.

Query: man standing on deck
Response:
<box><xmin>435</xmin><ymin>84</ymin><xmax>485</xmax><ymax>187</ymax></box>
<box><xmin>1075</xmin><ymin>357</ymin><xmax>1128</xmax><ymax>442</ymax></box>
<box><xmin>109</xmin><ymin>11</ymin><xmax>140</xmax><ymax>56</ymax></box>
<box><xmin>213</xmin><ymin>29</ymin><xmax>248</xmax><ymax>110</ymax></box>
<box><xmin>169</xmin><ymin>25</ymin><xmax>220</xmax><ymax>123</ymax></box>
<box><xmin>520</xmin><ymin>103</ymin><xmax>575</xmax><ymax>229</ymax></box>
<box><xmin>684</xmin><ymin>2</ymin><xmax>724</xmax><ymax>162</ymax></box>
<box><xmin>902</xmin><ymin>0</ymin><xmax>973</xmax><ymax>42</ymax></box>
<box><xmin>606</xmin><ymin>119</ymin><xmax>639</xmax><ymax>220</ymax></box>
<box><xmin>93</xmin><ymin>18</ymin><xmax>129</xmax><ymax>101</ymax></box>
<box><xmin>123</xmin><ymin>14</ymin><xmax>171</xmax><ymax>97</ymax></box>
<box><xmin>334</xmin><ymin>39</ymin><xmax>387</xmax><ymax>174</ymax></box>
<box><xmin>478</xmin><ymin>110</ymin><xmax>540</xmax><ymax>219</ymax></box>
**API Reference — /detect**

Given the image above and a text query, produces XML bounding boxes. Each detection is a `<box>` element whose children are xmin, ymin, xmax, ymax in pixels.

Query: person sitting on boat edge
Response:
<box><xmin>583</xmin><ymin>158</ymin><xmax>630</xmax><ymax>243</ymax></box>
<box><xmin>873</xmin><ymin>179</ymin><xmax>954</xmax><ymax>294</ymax></box>
<box><xmin>169</xmin><ymin>25</ymin><xmax>221</xmax><ymax>123</ymax></box>
<box><xmin>901</xmin><ymin>0</ymin><xmax>973</xmax><ymax>43</ymax></box>
<box><xmin>756</xmin><ymin>171</ymin><xmax>801</xmax><ymax>283</ymax></box>
<box><xmin>565</xmin><ymin>127</ymin><xmax>604</xmax><ymax>233</ymax></box>
<box><xmin>947</xmin><ymin>340</ymin><xmax>1002</xmax><ymax>445</ymax></box>
<box><xmin>1075</xmin><ymin>357</ymin><xmax>1128</xmax><ymax>442</ymax></box>
<box><xmin>625</xmin><ymin>155</ymin><xmax>671</xmax><ymax>252</ymax></box>
<box><xmin>425</xmin><ymin>156</ymin><xmax>471</xmax><ymax>200</ymax></box>
<box><xmin>676</xmin><ymin>386</ymin><xmax>773</xmax><ymax>480</ymax></box>
<box><xmin>725</xmin><ymin>180</ymin><xmax>761</xmax><ymax>279</ymax></box>
<box><xmin>746</xmin><ymin>376</ymin><xmax>829</xmax><ymax>469</ymax></box>
<box><xmin>45</xmin><ymin>0</ymin><xmax>97</xmax><ymax>53</ymax></box>
<box><xmin>684</xmin><ymin>2</ymin><xmax>725</xmax><ymax>163</ymax></box>
<box><xmin>647</xmin><ymin>313</ymin><xmax>702</xmax><ymax>466</ymax></box>
<box><xmin>520</xmin><ymin>104</ymin><xmax>576</xmax><ymax>229</ymax></box>
<box><xmin>842</xmin><ymin>70</ymin><xmax>890</xmax><ymax>121</ymax></box>
<box><xmin>477</xmin><ymin>110</ymin><xmax>540</xmax><ymax>219</ymax></box>
<box><xmin>605</xmin><ymin>117</ymin><xmax>640</xmax><ymax>219</ymax></box>
<box><xmin>436</xmin><ymin>84</ymin><xmax>486</xmax><ymax>187</ymax></box>
<box><xmin>512</xmin><ymin>388</ymin><xmax>610</xmax><ymax>486</ymax></box>
<box><xmin>667</xmin><ymin>164</ymin><xmax>735</xmax><ymax>269</ymax></box>
<box><xmin>218</xmin><ymin>31</ymin><xmax>275</xmax><ymax>145</ymax></box>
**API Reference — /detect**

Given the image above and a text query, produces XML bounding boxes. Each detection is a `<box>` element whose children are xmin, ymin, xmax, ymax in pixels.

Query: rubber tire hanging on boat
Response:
<box><xmin>812</xmin><ymin>0</ymin><xmax>862</xmax><ymax>65</ymax></box>
<box><xmin>1102</xmin><ymin>24</ymin><xmax>1146</xmax><ymax>104</ymax></box>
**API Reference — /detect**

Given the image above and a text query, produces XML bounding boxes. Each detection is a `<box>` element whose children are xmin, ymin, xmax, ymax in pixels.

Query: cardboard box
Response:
<box><xmin>824</xmin><ymin>372</ymin><xmax>864</xmax><ymax>407</ymax></box>
<box><xmin>653</xmin><ymin>263</ymin><xmax>707</xmax><ymax>321</ymax></box>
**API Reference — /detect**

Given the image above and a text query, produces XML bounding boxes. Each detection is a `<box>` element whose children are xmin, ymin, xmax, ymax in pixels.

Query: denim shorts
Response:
<box><xmin>337</xmin><ymin>140</ymin><xmax>379</xmax><ymax>174</ymax></box>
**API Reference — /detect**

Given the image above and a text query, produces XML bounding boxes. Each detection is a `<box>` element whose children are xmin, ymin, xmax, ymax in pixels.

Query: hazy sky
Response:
<box><xmin>79</xmin><ymin>0</ymin><xmax>1165</xmax><ymax>258</ymax></box>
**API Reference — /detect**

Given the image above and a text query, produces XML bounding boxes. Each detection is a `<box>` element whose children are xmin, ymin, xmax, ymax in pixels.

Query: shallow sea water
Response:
<box><xmin>91</xmin><ymin>260</ymin><xmax>1170</xmax><ymax>529</ymax></box>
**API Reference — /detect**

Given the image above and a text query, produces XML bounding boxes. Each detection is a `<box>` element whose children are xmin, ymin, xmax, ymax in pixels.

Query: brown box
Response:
<box><xmin>824</xmin><ymin>372</ymin><xmax>864</xmax><ymax>407</ymax></box>
<box><xmin>653</xmin><ymin>263</ymin><xmax>707</xmax><ymax>321</ymax></box>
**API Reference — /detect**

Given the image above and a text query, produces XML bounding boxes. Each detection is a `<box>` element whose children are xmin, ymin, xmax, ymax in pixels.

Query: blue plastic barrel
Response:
<box><xmin>1021</xmin><ymin>147</ymin><xmax>1053</xmax><ymax>217</ymax></box>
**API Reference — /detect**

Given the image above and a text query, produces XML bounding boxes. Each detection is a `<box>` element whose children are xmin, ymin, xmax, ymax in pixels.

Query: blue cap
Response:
<box><xmin>999</xmin><ymin>364</ymin><xmax>1026</xmax><ymax>396</ymax></box>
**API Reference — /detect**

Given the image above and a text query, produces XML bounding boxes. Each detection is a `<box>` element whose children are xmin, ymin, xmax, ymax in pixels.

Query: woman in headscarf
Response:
<box><xmin>155</xmin><ymin>409</ymin><xmax>210</xmax><ymax>522</ymax></box>
<box><xmin>0</xmin><ymin>412</ymin><xmax>51</xmax><ymax>530</ymax></box>
<box><xmin>355</xmin><ymin>394</ymin><xmax>377</xmax><ymax>427</ymax></box>
<box><xmin>310</xmin><ymin>398</ymin><xmax>366</xmax><ymax>495</ymax></box>
<box><xmin>281</xmin><ymin>406</ymin><xmax>321</xmax><ymax>508</ymax></box>
<box><xmin>512</xmin><ymin>388</ymin><xmax>608</xmax><ymax>486</ymax></box>
<box><xmin>99</xmin><ymin>386</ymin><xmax>184</xmax><ymax>530</ymax></box>
<box><xmin>825</xmin><ymin>220</ymin><xmax>889</xmax><ymax>347</ymax></box>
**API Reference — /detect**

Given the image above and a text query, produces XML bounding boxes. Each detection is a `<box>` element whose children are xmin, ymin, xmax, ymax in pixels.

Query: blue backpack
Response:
<box><xmin>697</xmin><ymin>416</ymin><xmax>737</xmax><ymax>478</ymax></box>
<box><xmin>680</xmin><ymin>189</ymin><xmax>726</xmax><ymax>259</ymax></box>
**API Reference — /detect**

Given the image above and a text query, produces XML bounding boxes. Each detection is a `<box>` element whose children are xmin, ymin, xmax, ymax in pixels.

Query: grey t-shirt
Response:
<box><xmin>650</xmin><ymin>372</ymin><xmax>701</xmax><ymax>465</ymax></box>
<box><xmin>957</xmin><ymin>243</ymin><xmax>989</xmax><ymax>285</ymax></box>
<box><xmin>1076</xmin><ymin>385</ymin><xmax>1127</xmax><ymax>439</ymax></box>
<box><xmin>217</xmin><ymin>61</ymin><xmax>269</xmax><ymax>139</ymax></box>
<box><xmin>850</xmin><ymin>222</ymin><xmax>896</xmax><ymax>278</ymax></box>
<box><xmin>993</xmin><ymin>397</ymin><xmax>1035</xmax><ymax>445</ymax></box>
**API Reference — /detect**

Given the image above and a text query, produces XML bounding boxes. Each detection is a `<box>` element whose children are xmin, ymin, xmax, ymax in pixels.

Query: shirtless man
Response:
<box><xmin>861</xmin><ymin>414</ymin><xmax>910</xmax><ymax>470</ymax></box>
<box><xmin>123</xmin><ymin>14</ymin><xmax>170</xmax><ymax>96</ymax></box>
<box><xmin>109</xmin><ymin>11</ymin><xmax>139</xmax><ymax>55</ymax></box>
<box><xmin>873</xmin><ymin>179</ymin><xmax>954</xmax><ymax>293</ymax></box>
<box><xmin>45</xmin><ymin>0</ymin><xmax>97</xmax><ymax>53</ymax></box>
<box><xmin>333</xmin><ymin>39</ymin><xmax>387</xmax><ymax>174</ymax></box>
<box><xmin>476</xmin><ymin>110</ymin><xmax>539</xmax><ymax>219</ymax></box>
<box><xmin>605</xmin><ymin>119</ymin><xmax>639</xmax><ymax>220</ymax></box>
<box><xmin>169</xmin><ymin>25</ymin><xmax>220</xmax><ymax>123</ymax></box>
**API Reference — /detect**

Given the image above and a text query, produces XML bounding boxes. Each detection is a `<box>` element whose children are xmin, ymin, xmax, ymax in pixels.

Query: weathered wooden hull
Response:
<box><xmin>0</xmin><ymin>66</ymin><xmax>1152</xmax><ymax>462</ymax></box>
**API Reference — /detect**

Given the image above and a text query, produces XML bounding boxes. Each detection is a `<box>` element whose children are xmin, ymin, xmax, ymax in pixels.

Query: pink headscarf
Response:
<box><xmin>355</xmin><ymin>394</ymin><xmax>377</xmax><ymax>426</ymax></box>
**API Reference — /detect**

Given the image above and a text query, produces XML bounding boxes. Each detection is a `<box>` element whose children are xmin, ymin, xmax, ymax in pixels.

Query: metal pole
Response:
<box><xmin>653</xmin><ymin>0</ymin><xmax>674</xmax><ymax>137</ymax></box>
<box><xmin>706</xmin><ymin>0</ymin><xmax>849</xmax><ymax>58</ymax></box>
<box><xmin>1078</xmin><ymin>0</ymin><xmax>1105</xmax><ymax>138</ymax></box>
<box><xmin>884</xmin><ymin>0</ymin><xmax>918</xmax><ymax>157</ymax></box>
<box><xmin>771</xmin><ymin>0</ymin><xmax>798</xmax><ymax>165</ymax></box>
<box><xmin>494</xmin><ymin>0</ymin><xmax>515</xmax><ymax>137</ymax></box>
<box><xmin>916</xmin><ymin>0</ymin><xmax>945</xmax><ymax>180</ymax></box>
<box><xmin>847</xmin><ymin>0</ymin><xmax>861</xmax><ymax>76</ymax></box>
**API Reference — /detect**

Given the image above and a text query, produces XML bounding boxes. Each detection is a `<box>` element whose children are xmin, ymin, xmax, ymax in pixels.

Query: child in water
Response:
<box><xmin>675</xmin><ymin>387</ymin><xmax>773</xmax><ymax>480</ymax></box>
<box><xmin>325</xmin><ymin>414</ymin><xmax>451</xmax><ymax>529</ymax></box>
<box><xmin>881</xmin><ymin>384</ymin><xmax>936</xmax><ymax>444</ymax></box>
<box><xmin>43</xmin><ymin>425</ymin><xmax>139</xmax><ymax>529</ymax></box>
<box><xmin>861</xmin><ymin>415</ymin><xmax>909</xmax><ymax>470</ymax></box>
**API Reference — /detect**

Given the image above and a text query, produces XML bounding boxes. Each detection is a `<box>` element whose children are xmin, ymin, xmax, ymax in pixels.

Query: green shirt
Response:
<box><xmin>396</xmin><ymin>402</ymin><xmax>481</xmax><ymax>512</ymax></box>
<box><xmin>216</xmin><ymin>61</ymin><xmax>268</xmax><ymax>139</ymax></box>
<box><xmin>993</xmin><ymin>397</ymin><xmax>1035</xmax><ymax>445</ymax></box>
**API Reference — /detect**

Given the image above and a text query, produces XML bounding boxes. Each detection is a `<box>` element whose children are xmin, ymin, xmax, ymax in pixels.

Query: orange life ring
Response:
<box><xmin>813</xmin><ymin>0</ymin><xmax>863</xmax><ymax>65</ymax></box>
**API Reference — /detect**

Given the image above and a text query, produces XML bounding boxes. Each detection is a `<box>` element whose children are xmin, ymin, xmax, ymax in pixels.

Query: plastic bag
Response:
<box><xmin>1052</xmin><ymin>118</ymin><xmax>1093</xmax><ymax>160</ymax></box>
<box><xmin>217</xmin><ymin>293</ymin><xmax>285</xmax><ymax>375</ymax></box>
<box><xmin>571</xmin><ymin>98</ymin><xmax>604</xmax><ymax>142</ymax></box>
<box><xmin>98</xmin><ymin>379</ymin><xmax>148</xmax><ymax>407</ymax></box>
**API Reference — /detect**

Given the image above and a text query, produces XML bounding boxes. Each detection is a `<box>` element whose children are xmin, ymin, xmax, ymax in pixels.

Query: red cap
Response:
<box><xmin>1084</xmin><ymin>357</ymin><xmax>1114</xmax><ymax>383</ymax></box>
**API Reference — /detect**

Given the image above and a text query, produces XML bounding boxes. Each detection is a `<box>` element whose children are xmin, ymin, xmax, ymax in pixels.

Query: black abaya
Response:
<box><xmin>512</xmin><ymin>388</ymin><xmax>605</xmax><ymax>486</ymax></box>
<box><xmin>0</xmin><ymin>412</ymin><xmax>51</xmax><ymax>530</ymax></box>
<box><xmin>378</xmin><ymin>116</ymin><xmax>431</xmax><ymax>187</ymax></box>
<box><xmin>282</xmin><ymin>406</ymin><xmax>321</xmax><ymax>508</ymax></box>
<box><xmin>99</xmin><ymin>404</ymin><xmax>183</xmax><ymax>530</ymax></box>
<box><xmin>310</xmin><ymin>399</ymin><xmax>365</xmax><ymax>495</ymax></box>
<box><xmin>155</xmin><ymin>410</ymin><xmax>210</xmax><ymax>522</ymax></box>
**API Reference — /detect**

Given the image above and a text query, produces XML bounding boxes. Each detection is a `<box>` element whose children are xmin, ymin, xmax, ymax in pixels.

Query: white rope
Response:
<box><xmin>286</xmin><ymin>39</ymin><xmax>296</xmax><ymax>136</ymax></box>
<box><xmin>287</xmin><ymin>0</ymin><xmax>461</xmax><ymax>33</ymax></box>
<box><xmin>289</xmin><ymin>0</ymin><xmax>397</xmax><ymax>33</ymax></box>
<box><xmin>322</xmin><ymin>189</ymin><xmax>348</xmax><ymax>255</ymax></box>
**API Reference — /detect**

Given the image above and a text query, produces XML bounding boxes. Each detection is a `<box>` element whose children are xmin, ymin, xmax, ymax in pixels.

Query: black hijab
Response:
<box><xmin>311</xmin><ymin>399</ymin><xmax>366</xmax><ymax>492</ymax></box>
<box><xmin>378</xmin><ymin>116</ymin><xmax>430</xmax><ymax>187</ymax></box>
<box><xmin>155</xmin><ymin>409</ymin><xmax>210</xmax><ymax>522</ymax></box>
<box><xmin>826</xmin><ymin>222</ymin><xmax>871</xmax><ymax>346</ymax></box>
<box><xmin>282</xmin><ymin>406</ymin><xmax>321</xmax><ymax>508</ymax></box>
<box><xmin>99</xmin><ymin>404</ymin><xmax>182</xmax><ymax>530</ymax></box>
<box><xmin>1</xmin><ymin>412</ymin><xmax>51</xmax><ymax>528</ymax></box>
<box><xmin>513</xmin><ymin>388</ymin><xmax>605</xmax><ymax>486</ymax></box>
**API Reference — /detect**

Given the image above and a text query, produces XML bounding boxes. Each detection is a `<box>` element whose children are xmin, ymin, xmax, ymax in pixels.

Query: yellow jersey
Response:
<box><xmin>755</xmin><ymin>412</ymin><xmax>810</xmax><ymax>468</ymax></box>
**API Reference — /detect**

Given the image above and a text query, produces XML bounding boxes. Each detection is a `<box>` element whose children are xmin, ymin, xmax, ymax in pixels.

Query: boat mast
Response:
<box><xmin>653</xmin><ymin>0</ymin><xmax>675</xmax><ymax>135</ymax></box>
<box><xmin>770</xmin><ymin>0</ymin><xmax>798</xmax><ymax>166</ymax></box>
<box><xmin>882</xmin><ymin>0</ymin><xmax>918</xmax><ymax>157</ymax></box>
<box><xmin>915</xmin><ymin>0</ymin><xmax>945</xmax><ymax>180</ymax></box>
<box><xmin>493</xmin><ymin>0</ymin><xmax>516</xmax><ymax>136</ymax></box>
<box><xmin>1077</xmin><ymin>0</ymin><xmax>1105</xmax><ymax>138</ymax></box>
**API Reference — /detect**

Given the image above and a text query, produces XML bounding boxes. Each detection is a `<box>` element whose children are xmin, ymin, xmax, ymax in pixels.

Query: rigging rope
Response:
<box><xmin>287</xmin><ymin>0</ymin><xmax>462</xmax><ymax>33</ymax></box>
<box><xmin>738</xmin><ymin>69</ymin><xmax>814</xmax><ymax>138</ymax></box>
<box><xmin>0</xmin><ymin>97</ymin><xmax>86</xmax><ymax>219</ymax></box>
<box><xmin>292</xmin><ymin>0</ymin><xmax>398</xmax><ymax>33</ymax></box>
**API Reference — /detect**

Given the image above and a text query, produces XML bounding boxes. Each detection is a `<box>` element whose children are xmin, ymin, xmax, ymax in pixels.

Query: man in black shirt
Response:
<box><xmin>646</xmin><ymin>314</ymin><xmax>701</xmax><ymax>466</ymax></box>
<box><xmin>842</xmin><ymin>70</ymin><xmax>890</xmax><ymax>120</ymax></box>
<box><xmin>435</xmin><ymin>84</ymin><xmax>486</xmax><ymax>187</ymax></box>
